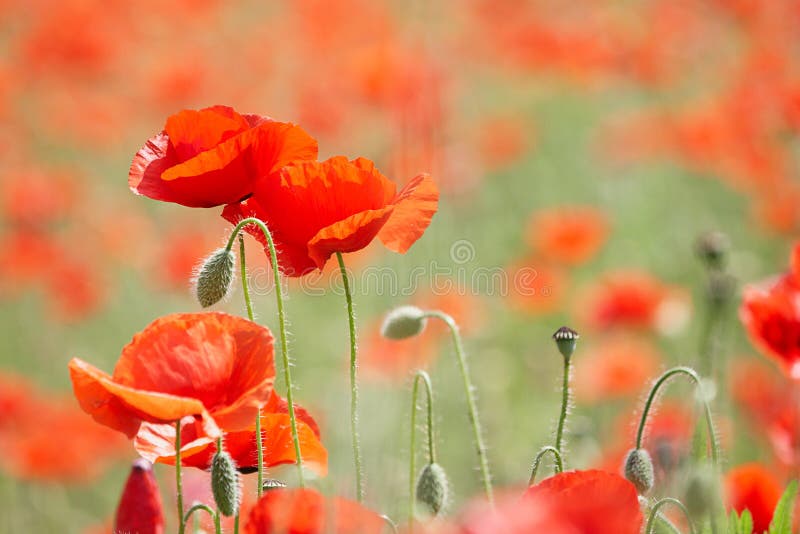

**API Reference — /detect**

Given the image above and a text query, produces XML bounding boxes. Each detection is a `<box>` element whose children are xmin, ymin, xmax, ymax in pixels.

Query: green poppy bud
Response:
<box><xmin>211</xmin><ymin>449</ymin><xmax>240</xmax><ymax>517</ymax></box>
<box><xmin>624</xmin><ymin>448</ymin><xmax>655</xmax><ymax>494</ymax></box>
<box><xmin>381</xmin><ymin>306</ymin><xmax>427</xmax><ymax>340</ymax></box>
<box><xmin>552</xmin><ymin>326</ymin><xmax>579</xmax><ymax>361</ymax></box>
<box><xmin>416</xmin><ymin>462</ymin><xmax>449</xmax><ymax>516</ymax></box>
<box><xmin>195</xmin><ymin>248</ymin><xmax>235</xmax><ymax>308</ymax></box>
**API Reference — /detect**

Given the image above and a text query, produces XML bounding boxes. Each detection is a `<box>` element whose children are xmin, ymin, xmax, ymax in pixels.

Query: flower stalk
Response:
<box><xmin>409</xmin><ymin>370</ymin><xmax>436</xmax><ymax>528</ymax></box>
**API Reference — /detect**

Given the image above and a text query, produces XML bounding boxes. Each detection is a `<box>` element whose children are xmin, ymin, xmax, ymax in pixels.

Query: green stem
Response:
<box><xmin>554</xmin><ymin>356</ymin><xmax>571</xmax><ymax>460</ymax></box>
<box><xmin>646</xmin><ymin>498</ymin><xmax>695</xmax><ymax>534</ymax></box>
<box><xmin>214</xmin><ymin>510</ymin><xmax>221</xmax><ymax>534</ymax></box>
<box><xmin>409</xmin><ymin>370</ymin><xmax>436</xmax><ymax>529</ymax></box>
<box><xmin>227</xmin><ymin>218</ymin><xmax>305</xmax><ymax>487</ymax></box>
<box><xmin>182</xmin><ymin>503</ymin><xmax>216</xmax><ymax>527</ymax></box>
<box><xmin>635</xmin><ymin>366</ymin><xmax>719</xmax><ymax>466</ymax></box>
<box><xmin>238</xmin><ymin>234</ymin><xmax>255</xmax><ymax>322</ymax></box>
<box><xmin>381</xmin><ymin>515</ymin><xmax>400</xmax><ymax>534</ymax></box>
<box><xmin>237</xmin><ymin>234</ymin><xmax>264</xmax><ymax>499</ymax></box>
<box><xmin>234</xmin><ymin>513</ymin><xmax>240</xmax><ymax>534</ymax></box>
<box><xmin>176</xmin><ymin>421</ymin><xmax>185</xmax><ymax>534</ymax></box>
<box><xmin>424</xmin><ymin>311</ymin><xmax>494</xmax><ymax>504</ymax></box>
<box><xmin>337</xmin><ymin>252</ymin><xmax>364</xmax><ymax>502</ymax></box>
<box><xmin>528</xmin><ymin>446</ymin><xmax>563</xmax><ymax>486</ymax></box>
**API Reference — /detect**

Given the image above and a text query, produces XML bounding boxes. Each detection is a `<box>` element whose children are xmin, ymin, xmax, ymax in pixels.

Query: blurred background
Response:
<box><xmin>1</xmin><ymin>0</ymin><xmax>799</xmax><ymax>531</ymax></box>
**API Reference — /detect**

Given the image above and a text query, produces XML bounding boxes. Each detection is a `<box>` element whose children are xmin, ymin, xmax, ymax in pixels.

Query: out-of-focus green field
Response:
<box><xmin>1</xmin><ymin>1</ymin><xmax>798</xmax><ymax>532</ymax></box>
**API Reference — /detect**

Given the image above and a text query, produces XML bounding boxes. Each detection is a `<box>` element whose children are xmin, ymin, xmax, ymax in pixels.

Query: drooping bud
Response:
<box><xmin>416</xmin><ymin>462</ymin><xmax>449</xmax><ymax>516</ymax></box>
<box><xmin>624</xmin><ymin>448</ymin><xmax>655</xmax><ymax>494</ymax></box>
<box><xmin>552</xmin><ymin>326</ymin><xmax>579</xmax><ymax>361</ymax></box>
<box><xmin>381</xmin><ymin>306</ymin><xmax>427</xmax><ymax>340</ymax></box>
<box><xmin>694</xmin><ymin>231</ymin><xmax>729</xmax><ymax>270</ymax></box>
<box><xmin>211</xmin><ymin>448</ymin><xmax>240</xmax><ymax>517</ymax></box>
<box><xmin>114</xmin><ymin>459</ymin><xmax>165</xmax><ymax>534</ymax></box>
<box><xmin>194</xmin><ymin>247</ymin><xmax>235</xmax><ymax>308</ymax></box>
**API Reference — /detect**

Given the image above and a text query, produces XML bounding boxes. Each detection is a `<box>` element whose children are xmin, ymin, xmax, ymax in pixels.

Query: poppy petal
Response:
<box><xmin>164</xmin><ymin>106</ymin><xmax>250</xmax><ymax>161</ymax></box>
<box><xmin>307</xmin><ymin>206</ymin><xmax>394</xmax><ymax>269</ymax></box>
<box><xmin>129</xmin><ymin>132</ymin><xmax>177</xmax><ymax>202</ymax></box>
<box><xmin>378</xmin><ymin>173</ymin><xmax>439</xmax><ymax>253</ymax></box>
<box><xmin>69</xmin><ymin>358</ymin><xmax>219</xmax><ymax>439</ymax></box>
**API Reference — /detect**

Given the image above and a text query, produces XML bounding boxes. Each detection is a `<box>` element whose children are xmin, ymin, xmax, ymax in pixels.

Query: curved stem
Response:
<box><xmin>337</xmin><ymin>252</ymin><xmax>364</xmax><ymax>502</ymax></box>
<box><xmin>424</xmin><ymin>310</ymin><xmax>494</xmax><ymax>504</ymax></box>
<box><xmin>646</xmin><ymin>498</ymin><xmax>695</xmax><ymax>534</ymax></box>
<box><xmin>176</xmin><ymin>421</ymin><xmax>185</xmax><ymax>534</ymax></box>
<box><xmin>182</xmin><ymin>503</ymin><xmax>217</xmax><ymax>527</ymax></box>
<box><xmin>381</xmin><ymin>515</ymin><xmax>399</xmax><ymax>534</ymax></box>
<box><xmin>409</xmin><ymin>370</ymin><xmax>436</xmax><ymax>529</ymax></box>
<box><xmin>528</xmin><ymin>446</ymin><xmax>564</xmax><ymax>486</ymax></box>
<box><xmin>635</xmin><ymin>366</ymin><xmax>719</xmax><ymax>466</ymax></box>
<box><xmin>554</xmin><ymin>356</ymin><xmax>571</xmax><ymax>460</ymax></box>
<box><xmin>228</xmin><ymin>218</ymin><xmax>305</xmax><ymax>487</ymax></box>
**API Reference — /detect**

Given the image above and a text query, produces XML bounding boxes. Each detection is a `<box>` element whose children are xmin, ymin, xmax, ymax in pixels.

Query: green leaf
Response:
<box><xmin>727</xmin><ymin>509</ymin><xmax>753</xmax><ymax>534</ymax></box>
<box><xmin>768</xmin><ymin>480</ymin><xmax>798</xmax><ymax>534</ymax></box>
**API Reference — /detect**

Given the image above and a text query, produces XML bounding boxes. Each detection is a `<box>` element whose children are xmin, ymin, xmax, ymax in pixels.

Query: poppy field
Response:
<box><xmin>2</xmin><ymin>0</ymin><xmax>800</xmax><ymax>533</ymax></box>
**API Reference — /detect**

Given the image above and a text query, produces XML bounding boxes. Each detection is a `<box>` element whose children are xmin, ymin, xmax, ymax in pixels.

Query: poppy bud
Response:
<box><xmin>211</xmin><ymin>449</ymin><xmax>240</xmax><ymax>517</ymax></box>
<box><xmin>694</xmin><ymin>231</ymin><xmax>729</xmax><ymax>270</ymax></box>
<box><xmin>416</xmin><ymin>462</ymin><xmax>449</xmax><ymax>516</ymax></box>
<box><xmin>552</xmin><ymin>326</ymin><xmax>579</xmax><ymax>361</ymax></box>
<box><xmin>115</xmin><ymin>459</ymin><xmax>165</xmax><ymax>534</ymax></box>
<box><xmin>195</xmin><ymin>247</ymin><xmax>236</xmax><ymax>308</ymax></box>
<box><xmin>381</xmin><ymin>306</ymin><xmax>427</xmax><ymax>340</ymax></box>
<box><xmin>624</xmin><ymin>448</ymin><xmax>655</xmax><ymax>494</ymax></box>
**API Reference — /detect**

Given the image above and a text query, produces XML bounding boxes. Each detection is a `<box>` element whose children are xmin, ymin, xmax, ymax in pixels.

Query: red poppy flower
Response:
<box><xmin>579</xmin><ymin>271</ymin><xmax>690</xmax><ymax>334</ymax></box>
<box><xmin>129</xmin><ymin>105</ymin><xmax>318</xmax><ymax>208</ymax></box>
<box><xmin>68</xmin><ymin>312</ymin><xmax>276</xmax><ymax>453</ymax></box>
<box><xmin>740</xmin><ymin>243</ymin><xmax>800</xmax><ymax>379</ymax></box>
<box><xmin>524</xmin><ymin>470</ymin><xmax>644</xmax><ymax>534</ymax></box>
<box><xmin>458</xmin><ymin>491</ymin><xmax>574</xmax><ymax>534</ymax></box>
<box><xmin>573</xmin><ymin>336</ymin><xmax>661</xmax><ymax>402</ymax></box>
<box><xmin>114</xmin><ymin>459</ymin><xmax>164</xmax><ymax>534</ymax></box>
<box><xmin>725</xmin><ymin>463</ymin><xmax>782</xmax><ymax>534</ymax></box>
<box><xmin>526</xmin><ymin>206</ymin><xmax>609</xmax><ymax>265</ymax></box>
<box><xmin>243</xmin><ymin>488</ymin><xmax>384</xmax><ymax>534</ymax></box>
<box><xmin>134</xmin><ymin>390</ymin><xmax>328</xmax><ymax>475</ymax></box>
<box><xmin>507</xmin><ymin>257</ymin><xmax>567</xmax><ymax>314</ymax></box>
<box><xmin>223</xmin><ymin>156</ymin><xmax>438</xmax><ymax>276</ymax></box>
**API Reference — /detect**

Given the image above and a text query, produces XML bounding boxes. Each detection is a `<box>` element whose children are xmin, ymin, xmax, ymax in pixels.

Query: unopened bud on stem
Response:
<box><xmin>195</xmin><ymin>248</ymin><xmax>235</xmax><ymax>308</ymax></box>
<box><xmin>381</xmin><ymin>306</ymin><xmax>427</xmax><ymax>340</ymax></box>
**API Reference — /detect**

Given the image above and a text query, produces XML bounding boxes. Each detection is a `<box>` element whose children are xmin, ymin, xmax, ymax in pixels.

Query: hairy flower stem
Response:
<box><xmin>336</xmin><ymin>252</ymin><xmax>364</xmax><ymax>503</ymax></box>
<box><xmin>528</xmin><ymin>446</ymin><xmax>563</xmax><ymax>486</ymax></box>
<box><xmin>176</xmin><ymin>421</ymin><xmax>185</xmax><ymax>534</ymax></box>
<box><xmin>227</xmin><ymin>218</ymin><xmax>304</xmax><ymax>488</ymax></box>
<box><xmin>424</xmin><ymin>311</ymin><xmax>494</xmax><ymax>504</ymax></box>
<box><xmin>554</xmin><ymin>357</ymin><xmax>571</xmax><ymax>464</ymax></box>
<box><xmin>237</xmin><ymin>235</ymin><xmax>264</xmax><ymax>498</ymax></box>
<box><xmin>646</xmin><ymin>498</ymin><xmax>695</xmax><ymax>534</ymax></box>
<box><xmin>409</xmin><ymin>370</ymin><xmax>436</xmax><ymax>529</ymax></box>
<box><xmin>182</xmin><ymin>504</ymin><xmax>217</xmax><ymax>534</ymax></box>
<box><xmin>636</xmin><ymin>367</ymin><xmax>720</xmax><ymax>534</ymax></box>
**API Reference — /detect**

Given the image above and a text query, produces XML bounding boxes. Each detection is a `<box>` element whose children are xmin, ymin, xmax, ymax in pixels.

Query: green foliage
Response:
<box><xmin>726</xmin><ymin>509</ymin><xmax>753</xmax><ymax>534</ymax></box>
<box><xmin>768</xmin><ymin>480</ymin><xmax>799</xmax><ymax>534</ymax></box>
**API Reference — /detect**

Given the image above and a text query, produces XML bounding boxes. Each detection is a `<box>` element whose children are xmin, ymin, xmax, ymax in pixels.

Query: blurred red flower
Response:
<box><xmin>129</xmin><ymin>105</ymin><xmax>318</xmax><ymax>208</ymax></box>
<box><xmin>69</xmin><ymin>312</ymin><xmax>276</xmax><ymax>454</ymax></box>
<box><xmin>114</xmin><ymin>459</ymin><xmax>164</xmax><ymax>534</ymax></box>
<box><xmin>243</xmin><ymin>488</ymin><xmax>384</xmax><ymax>534</ymax></box>
<box><xmin>573</xmin><ymin>336</ymin><xmax>661</xmax><ymax>402</ymax></box>
<box><xmin>526</xmin><ymin>206</ymin><xmax>609</xmax><ymax>265</ymax></box>
<box><xmin>523</xmin><ymin>470</ymin><xmax>643</xmax><ymax>534</ymax></box>
<box><xmin>725</xmin><ymin>463</ymin><xmax>782</xmax><ymax>534</ymax></box>
<box><xmin>134</xmin><ymin>390</ymin><xmax>328</xmax><ymax>475</ymax></box>
<box><xmin>579</xmin><ymin>271</ymin><xmax>690</xmax><ymax>334</ymax></box>
<box><xmin>507</xmin><ymin>257</ymin><xmax>567</xmax><ymax>314</ymax></box>
<box><xmin>0</xmin><ymin>373</ymin><xmax>127</xmax><ymax>482</ymax></box>
<box><xmin>224</xmin><ymin>156</ymin><xmax>438</xmax><ymax>276</ymax></box>
<box><xmin>740</xmin><ymin>243</ymin><xmax>800</xmax><ymax>379</ymax></box>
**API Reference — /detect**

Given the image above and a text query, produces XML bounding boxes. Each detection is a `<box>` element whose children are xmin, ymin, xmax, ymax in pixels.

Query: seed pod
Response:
<box><xmin>416</xmin><ymin>462</ymin><xmax>449</xmax><ymax>516</ymax></box>
<box><xmin>381</xmin><ymin>306</ymin><xmax>427</xmax><ymax>340</ymax></box>
<box><xmin>624</xmin><ymin>448</ymin><xmax>655</xmax><ymax>494</ymax></box>
<box><xmin>195</xmin><ymin>248</ymin><xmax>235</xmax><ymax>308</ymax></box>
<box><xmin>211</xmin><ymin>449</ymin><xmax>240</xmax><ymax>517</ymax></box>
<box><xmin>552</xmin><ymin>326</ymin><xmax>579</xmax><ymax>361</ymax></box>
